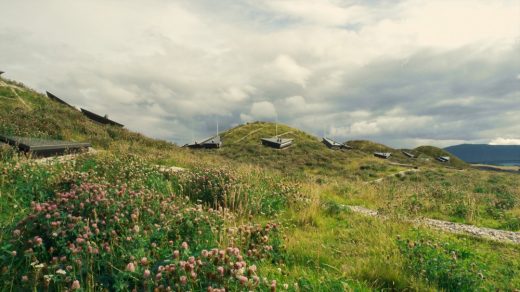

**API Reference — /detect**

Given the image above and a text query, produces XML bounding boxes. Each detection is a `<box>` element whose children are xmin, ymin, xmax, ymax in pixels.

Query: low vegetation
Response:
<box><xmin>1</xmin><ymin>76</ymin><xmax>519</xmax><ymax>290</ymax></box>
<box><xmin>335</xmin><ymin>168</ymin><xmax>520</xmax><ymax>230</ymax></box>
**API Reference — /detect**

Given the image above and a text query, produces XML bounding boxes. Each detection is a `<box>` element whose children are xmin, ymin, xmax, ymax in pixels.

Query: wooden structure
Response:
<box><xmin>0</xmin><ymin>135</ymin><xmax>90</xmax><ymax>157</ymax></box>
<box><xmin>46</xmin><ymin>91</ymin><xmax>76</xmax><ymax>109</ymax></box>
<box><xmin>374</xmin><ymin>152</ymin><xmax>391</xmax><ymax>159</ymax></box>
<box><xmin>402</xmin><ymin>151</ymin><xmax>415</xmax><ymax>158</ymax></box>
<box><xmin>436</xmin><ymin>156</ymin><xmax>451</xmax><ymax>163</ymax></box>
<box><xmin>322</xmin><ymin>137</ymin><xmax>346</xmax><ymax>149</ymax></box>
<box><xmin>184</xmin><ymin>135</ymin><xmax>222</xmax><ymax>149</ymax></box>
<box><xmin>81</xmin><ymin>108</ymin><xmax>124</xmax><ymax>127</ymax></box>
<box><xmin>261</xmin><ymin>137</ymin><xmax>293</xmax><ymax>149</ymax></box>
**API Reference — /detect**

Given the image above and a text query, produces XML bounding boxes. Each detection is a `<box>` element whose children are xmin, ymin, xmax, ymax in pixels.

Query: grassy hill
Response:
<box><xmin>345</xmin><ymin>140</ymin><xmax>418</xmax><ymax>163</ymax></box>
<box><xmin>1</xmin><ymin>75</ymin><xmax>519</xmax><ymax>291</ymax></box>
<box><xmin>189</xmin><ymin>121</ymin><xmax>411</xmax><ymax>180</ymax></box>
<box><xmin>415</xmin><ymin>145</ymin><xmax>467</xmax><ymax>168</ymax></box>
<box><xmin>0</xmin><ymin>77</ymin><xmax>173</xmax><ymax>152</ymax></box>
<box><xmin>345</xmin><ymin>140</ymin><xmax>395</xmax><ymax>153</ymax></box>
<box><xmin>219</xmin><ymin>122</ymin><xmax>363</xmax><ymax>176</ymax></box>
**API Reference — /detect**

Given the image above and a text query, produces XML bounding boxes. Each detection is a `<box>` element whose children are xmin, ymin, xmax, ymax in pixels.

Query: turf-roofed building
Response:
<box><xmin>0</xmin><ymin>135</ymin><xmax>91</xmax><ymax>157</ymax></box>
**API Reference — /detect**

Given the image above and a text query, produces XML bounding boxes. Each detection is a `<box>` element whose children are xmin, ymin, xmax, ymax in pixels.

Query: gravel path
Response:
<box><xmin>32</xmin><ymin>151</ymin><xmax>187</xmax><ymax>175</ymax></box>
<box><xmin>343</xmin><ymin>205</ymin><xmax>520</xmax><ymax>244</ymax></box>
<box><xmin>157</xmin><ymin>165</ymin><xmax>185</xmax><ymax>173</ymax></box>
<box><xmin>32</xmin><ymin>148</ymin><xmax>97</xmax><ymax>165</ymax></box>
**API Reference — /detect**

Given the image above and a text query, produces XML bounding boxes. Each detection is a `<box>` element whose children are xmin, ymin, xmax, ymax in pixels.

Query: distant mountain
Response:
<box><xmin>444</xmin><ymin>144</ymin><xmax>520</xmax><ymax>165</ymax></box>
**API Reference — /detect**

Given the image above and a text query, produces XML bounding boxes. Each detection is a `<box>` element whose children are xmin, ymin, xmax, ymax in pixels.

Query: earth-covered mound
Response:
<box><xmin>414</xmin><ymin>145</ymin><xmax>467</xmax><ymax>168</ymax></box>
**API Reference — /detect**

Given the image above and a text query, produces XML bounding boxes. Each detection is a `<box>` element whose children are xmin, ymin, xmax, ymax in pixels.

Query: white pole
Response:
<box><xmin>275</xmin><ymin>114</ymin><xmax>278</xmax><ymax>137</ymax></box>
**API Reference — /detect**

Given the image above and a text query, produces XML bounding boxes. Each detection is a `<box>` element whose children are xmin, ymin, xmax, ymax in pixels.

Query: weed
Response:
<box><xmin>398</xmin><ymin>234</ymin><xmax>486</xmax><ymax>291</ymax></box>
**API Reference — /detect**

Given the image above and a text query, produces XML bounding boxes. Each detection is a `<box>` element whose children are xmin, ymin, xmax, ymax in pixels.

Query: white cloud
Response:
<box><xmin>403</xmin><ymin>138</ymin><xmax>469</xmax><ymax>148</ymax></box>
<box><xmin>285</xmin><ymin>95</ymin><xmax>305</xmax><ymax>105</ymax></box>
<box><xmin>349</xmin><ymin>110</ymin><xmax>372</xmax><ymax>118</ymax></box>
<box><xmin>270</xmin><ymin>54</ymin><xmax>311</xmax><ymax>87</ymax></box>
<box><xmin>489</xmin><ymin>138</ymin><xmax>520</xmax><ymax>145</ymax></box>
<box><xmin>220</xmin><ymin>86</ymin><xmax>255</xmax><ymax>102</ymax></box>
<box><xmin>436</xmin><ymin>96</ymin><xmax>477</xmax><ymax>107</ymax></box>
<box><xmin>262</xmin><ymin>0</ymin><xmax>370</xmax><ymax>26</ymax></box>
<box><xmin>330</xmin><ymin>113</ymin><xmax>433</xmax><ymax>137</ymax></box>
<box><xmin>249</xmin><ymin>101</ymin><xmax>277</xmax><ymax>120</ymax></box>
<box><xmin>240</xmin><ymin>113</ymin><xmax>254</xmax><ymax>123</ymax></box>
<box><xmin>350</xmin><ymin>121</ymin><xmax>380</xmax><ymax>135</ymax></box>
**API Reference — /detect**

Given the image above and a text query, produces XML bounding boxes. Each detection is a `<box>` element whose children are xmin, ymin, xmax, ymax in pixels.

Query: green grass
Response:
<box><xmin>330</xmin><ymin>168</ymin><xmax>520</xmax><ymax>230</ymax></box>
<box><xmin>1</xmin><ymin>76</ymin><xmax>519</xmax><ymax>291</ymax></box>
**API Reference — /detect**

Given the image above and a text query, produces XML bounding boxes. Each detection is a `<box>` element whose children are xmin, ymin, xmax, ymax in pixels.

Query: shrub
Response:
<box><xmin>500</xmin><ymin>216</ymin><xmax>520</xmax><ymax>231</ymax></box>
<box><xmin>174</xmin><ymin>167</ymin><xmax>305</xmax><ymax>216</ymax></box>
<box><xmin>405</xmin><ymin>194</ymin><xmax>424</xmax><ymax>215</ymax></box>
<box><xmin>398</xmin><ymin>235</ymin><xmax>486</xmax><ymax>291</ymax></box>
<box><xmin>451</xmin><ymin>202</ymin><xmax>469</xmax><ymax>219</ymax></box>
<box><xmin>323</xmin><ymin>201</ymin><xmax>343</xmax><ymax>216</ymax></box>
<box><xmin>493</xmin><ymin>189</ymin><xmax>517</xmax><ymax>210</ymax></box>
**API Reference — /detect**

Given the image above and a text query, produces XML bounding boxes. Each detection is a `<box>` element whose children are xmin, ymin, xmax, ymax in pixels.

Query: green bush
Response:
<box><xmin>500</xmin><ymin>216</ymin><xmax>520</xmax><ymax>231</ymax></box>
<box><xmin>398</xmin><ymin>235</ymin><xmax>486</xmax><ymax>291</ymax></box>
<box><xmin>175</xmin><ymin>167</ymin><xmax>305</xmax><ymax>216</ymax></box>
<box><xmin>451</xmin><ymin>202</ymin><xmax>469</xmax><ymax>219</ymax></box>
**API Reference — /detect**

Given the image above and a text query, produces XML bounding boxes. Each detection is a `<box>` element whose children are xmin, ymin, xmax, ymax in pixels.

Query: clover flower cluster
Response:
<box><xmin>2</xmin><ymin>182</ymin><xmax>280</xmax><ymax>290</ymax></box>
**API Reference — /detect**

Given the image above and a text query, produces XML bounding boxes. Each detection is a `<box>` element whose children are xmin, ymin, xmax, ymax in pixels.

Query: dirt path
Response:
<box><xmin>233</xmin><ymin>125</ymin><xmax>268</xmax><ymax>143</ymax></box>
<box><xmin>343</xmin><ymin>205</ymin><xmax>520</xmax><ymax>244</ymax></box>
<box><xmin>0</xmin><ymin>80</ymin><xmax>31</xmax><ymax>109</ymax></box>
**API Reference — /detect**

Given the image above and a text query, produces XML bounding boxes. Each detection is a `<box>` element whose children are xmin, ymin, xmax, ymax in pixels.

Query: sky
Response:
<box><xmin>0</xmin><ymin>0</ymin><xmax>519</xmax><ymax>147</ymax></box>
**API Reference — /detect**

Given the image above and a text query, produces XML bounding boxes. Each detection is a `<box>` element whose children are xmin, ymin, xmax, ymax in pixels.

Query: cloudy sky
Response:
<box><xmin>1</xmin><ymin>0</ymin><xmax>519</xmax><ymax>147</ymax></box>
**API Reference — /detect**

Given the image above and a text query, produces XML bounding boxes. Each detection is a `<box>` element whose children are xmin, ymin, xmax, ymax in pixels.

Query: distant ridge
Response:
<box><xmin>444</xmin><ymin>144</ymin><xmax>520</xmax><ymax>165</ymax></box>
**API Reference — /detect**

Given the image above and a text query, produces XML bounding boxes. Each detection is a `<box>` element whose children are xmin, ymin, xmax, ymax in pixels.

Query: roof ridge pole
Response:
<box><xmin>275</xmin><ymin>114</ymin><xmax>278</xmax><ymax>137</ymax></box>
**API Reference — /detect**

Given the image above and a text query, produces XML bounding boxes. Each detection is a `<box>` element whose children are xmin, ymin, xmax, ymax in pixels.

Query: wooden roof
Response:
<box><xmin>374</xmin><ymin>152</ymin><xmax>391</xmax><ymax>159</ymax></box>
<box><xmin>46</xmin><ymin>91</ymin><xmax>76</xmax><ymax>109</ymax></box>
<box><xmin>81</xmin><ymin>108</ymin><xmax>124</xmax><ymax>127</ymax></box>
<box><xmin>322</xmin><ymin>137</ymin><xmax>343</xmax><ymax>148</ymax></box>
<box><xmin>184</xmin><ymin>135</ymin><xmax>222</xmax><ymax>149</ymax></box>
<box><xmin>261</xmin><ymin>137</ymin><xmax>293</xmax><ymax>149</ymax></box>
<box><xmin>0</xmin><ymin>135</ymin><xmax>90</xmax><ymax>157</ymax></box>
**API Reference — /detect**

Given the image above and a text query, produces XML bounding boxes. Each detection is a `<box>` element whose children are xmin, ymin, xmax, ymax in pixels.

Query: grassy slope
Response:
<box><xmin>219</xmin><ymin>122</ymin><xmax>368</xmax><ymax>178</ymax></box>
<box><xmin>189</xmin><ymin>122</ymin><xmax>413</xmax><ymax>181</ymax></box>
<box><xmin>1</xmin><ymin>77</ymin><xmax>519</xmax><ymax>291</ymax></box>
<box><xmin>415</xmin><ymin>145</ymin><xmax>467</xmax><ymax>168</ymax></box>
<box><xmin>0</xmin><ymin>77</ymin><xmax>174</xmax><ymax>152</ymax></box>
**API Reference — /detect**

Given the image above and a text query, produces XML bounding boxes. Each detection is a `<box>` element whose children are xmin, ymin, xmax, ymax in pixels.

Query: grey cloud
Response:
<box><xmin>0</xmin><ymin>0</ymin><xmax>518</xmax><ymax>147</ymax></box>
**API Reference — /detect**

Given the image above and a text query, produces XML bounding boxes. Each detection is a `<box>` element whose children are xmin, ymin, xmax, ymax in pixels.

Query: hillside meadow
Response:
<box><xmin>1</xmin><ymin>77</ymin><xmax>520</xmax><ymax>291</ymax></box>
